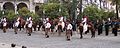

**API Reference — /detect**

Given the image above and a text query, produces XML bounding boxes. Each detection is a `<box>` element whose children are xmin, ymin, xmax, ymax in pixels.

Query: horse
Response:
<box><xmin>78</xmin><ymin>21</ymin><xmax>95</xmax><ymax>39</ymax></box>
<box><xmin>19</xmin><ymin>17</ymin><xmax>26</xmax><ymax>31</ymax></box>
<box><xmin>53</xmin><ymin>18</ymin><xmax>65</xmax><ymax>36</ymax></box>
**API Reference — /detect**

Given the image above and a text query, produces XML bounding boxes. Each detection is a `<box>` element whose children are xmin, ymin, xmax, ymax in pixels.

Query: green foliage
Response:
<box><xmin>18</xmin><ymin>7</ymin><xmax>30</xmax><ymax>16</ymax></box>
<box><xmin>0</xmin><ymin>10</ymin><xmax>3</xmax><ymax>18</ymax></box>
<box><xmin>6</xmin><ymin>10</ymin><xmax>16</xmax><ymax>21</ymax></box>
<box><xmin>83</xmin><ymin>5</ymin><xmax>116</xmax><ymax>21</ymax></box>
<box><xmin>42</xmin><ymin>2</ymin><xmax>69</xmax><ymax>19</ymax></box>
<box><xmin>18</xmin><ymin>7</ymin><xmax>40</xmax><ymax>21</ymax></box>
<box><xmin>83</xmin><ymin>5</ymin><xmax>102</xmax><ymax>20</ymax></box>
<box><xmin>28</xmin><ymin>12</ymin><xmax>39</xmax><ymax>21</ymax></box>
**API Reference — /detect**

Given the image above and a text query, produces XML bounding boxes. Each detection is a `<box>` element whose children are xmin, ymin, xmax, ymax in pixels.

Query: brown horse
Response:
<box><xmin>78</xmin><ymin>21</ymin><xmax>95</xmax><ymax>39</ymax></box>
<box><xmin>53</xmin><ymin>18</ymin><xmax>63</xmax><ymax>36</ymax></box>
<box><xmin>19</xmin><ymin>17</ymin><xmax>26</xmax><ymax>31</ymax></box>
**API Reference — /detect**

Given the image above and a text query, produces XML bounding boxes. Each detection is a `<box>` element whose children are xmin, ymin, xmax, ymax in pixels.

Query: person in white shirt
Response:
<box><xmin>14</xmin><ymin>21</ymin><xmax>20</xmax><ymax>34</ymax></box>
<box><xmin>3</xmin><ymin>21</ymin><xmax>7</xmax><ymax>33</ymax></box>
<box><xmin>27</xmin><ymin>20</ymin><xmax>33</xmax><ymax>36</ymax></box>
<box><xmin>45</xmin><ymin>22</ymin><xmax>51</xmax><ymax>38</ymax></box>
<box><xmin>66</xmin><ymin>21</ymin><xmax>73</xmax><ymax>41</ymax></box>
<box><xmin>59</xmin><ymin>16</ymin><xmax>64</xmax><ymax>22</ymax></box>
<box><xmin>27</xmin><ymin>16</ymin><xmax>32</xmax><ymax>22</ymax></box>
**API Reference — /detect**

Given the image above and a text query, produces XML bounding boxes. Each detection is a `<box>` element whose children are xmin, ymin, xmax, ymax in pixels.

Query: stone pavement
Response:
<box><xmin>0</xmin><ymin>29</ymin><xmax>120</xmax><ymax>48</ymax></box>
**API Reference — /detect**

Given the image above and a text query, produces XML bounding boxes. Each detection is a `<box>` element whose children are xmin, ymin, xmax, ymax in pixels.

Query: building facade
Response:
<box><xmin>0</xmin><ymin>0</ymin><xmax>47</xmax><ymax>14</ymax></box>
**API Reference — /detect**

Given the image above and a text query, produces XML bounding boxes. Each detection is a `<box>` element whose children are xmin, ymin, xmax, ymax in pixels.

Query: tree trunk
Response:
<box><xmin>79</xmin><ymin>0</ymin><xmax>83</xmax><ymax>19</ymax></box>
<box><xmin>116</xmin><ymin>1</ymin><xmax>119</xmax><ymax>19</ymax></box>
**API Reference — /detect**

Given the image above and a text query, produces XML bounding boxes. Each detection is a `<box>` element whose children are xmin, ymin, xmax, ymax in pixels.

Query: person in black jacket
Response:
<box><xmin>105</xmin><ymin>21</ymin><xmax>111</xmax><ymax>36</ymax></box>
<box><xmin>112</xmin><ymin>20</ymin><xmax>119</xmax><ymax>36</ymax></box>
<box><xmin>97</xmin><ymin>20</ymin><xmax>103</xmax><ymax>35</ymax></box>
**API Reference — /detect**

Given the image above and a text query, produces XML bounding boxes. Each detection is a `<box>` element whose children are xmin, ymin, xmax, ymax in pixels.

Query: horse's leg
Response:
<box><xmin>28</xmin><ymin>28</ymin><xmax>32</xmax><ymax>36</ymax></box>
<box><xmin>45</xmin><ymin>28</ymin><xmax>49</xmax><ymax>38</ymax></box>
<box><xmin>14</xmin><ymin>27</ymin><xmax>17</xmax><ymax>34</ymax></box>
<box><xmin>33</xmin><ymin>26</ymin><xmax>36</xmax><ymax>31</ymax></box>
<box><xmin>19</xmin><ymin>25</ymin><xmax>22</xmax><ymax>31</ymax></box>
<box><xmin>91</xmin><ymin>29</ymin><xmax>95</xmax><ymax>38</ymax></box>
<box><xmin>38</xmin><ymin>25</ymin><xmax>41</xmax><ymax>31</ymax></box>
<box><xmin>85</xmin><ymin>27</ymin><xmax>89</xmax><ymax>34</ymax></box>
<box><xmin>66</xmin><ymin>30</ymin><xmax>71</xmax><ymax>41</ymax></box>
<box><xmin>58</xmin><ymin>29</ymin><xmax>61</xmax><ymax>36</ymax></box>
<box><xmin>3</xmin><ymin>26</ymin><xmax>6</xmax><ymax>33</ymax></box>
<box><xmin>80</xmin><ymin>28</ymin><xmax>83</xmax><ymax>39</ymax></box>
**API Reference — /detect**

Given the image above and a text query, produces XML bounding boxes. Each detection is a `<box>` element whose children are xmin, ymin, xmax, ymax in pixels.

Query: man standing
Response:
<box><xmin>112</xmin><ymin>20</ymin><xmax>119</xmax><ymax>36</ymax></box>
<box><xmin>45</xmin><ymin>21</ymin><xmax>51</xmax><ymax>38</ymax></box>
<box><xmin>3</xmin><ymin>21</ymin><xmax>7</xmax><ymax>33</ymax></box>
<box><xmin>66</xmin><ymin>21</ymin><xmax>73</xmax><ymax>41</ymax></box>
<box><xmin>2</xmin><ymin>17</ymin><xmax>7</xmax><ymax>33</ymax></box>
<box><xmin>27</xmin><ymin>20</ymin><xmax>33</xmax><ymax>36</ymax></box>
<box><xmin>105</xmin><ymin>21</ymin><xmax>110</xmax><ymax>36</ymax></box>
<box><xmin>97</xmin><ymin>20</ymin><xmax>103</xmax><ymax>35</ymax></box>
<box><xmin>14</xmin><ymin>20</ymin><xmax>20</xmax><ymax>34</ymax></box>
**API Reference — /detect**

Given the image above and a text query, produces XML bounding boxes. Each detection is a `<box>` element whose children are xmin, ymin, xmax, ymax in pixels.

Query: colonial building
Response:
<box><xmin>0</xmin><ymin>0</ymin><xmax>48</xmax><ymax>14</ymax></box>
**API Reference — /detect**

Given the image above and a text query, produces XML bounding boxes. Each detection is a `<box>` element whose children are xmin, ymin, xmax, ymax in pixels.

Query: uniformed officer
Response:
<box><xmin>66</xmin><ymin>21</ymin><xmax>73</xmax><ymax>41</ymax></box>
<box><xmin>27</xmin><ymin>20</ymin><xmax>33</xmax><ymax>36</ymax></box>
<box><xmin>97</xmin><ymin>20</ymin><xmax>103</xmax><ymax>35</ymax></box>
<box><xmin>112</xmin><ymin>20</ymin><xmax>119</xmax><ymax>36</ymax></box>
<box><xmin>3</xmin><ymin>21</ymin><xmax>7</xmax><ymax>33</ymax></box>
<box><xmin>105</xmin><ymin>21</ymin><xmax>110</xmax><ymax>36</ymax></box>
<box><xmin>45</xmin><ymin>21</ymin><xmax>51</xmax><ymax>38</ymax></box>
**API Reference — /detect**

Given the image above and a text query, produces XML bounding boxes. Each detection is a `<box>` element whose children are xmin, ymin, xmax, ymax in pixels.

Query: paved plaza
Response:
<box><xmin>0</xmin><ymin>29</ymin><xmax>120</xmax><ymax>48</ymax></box>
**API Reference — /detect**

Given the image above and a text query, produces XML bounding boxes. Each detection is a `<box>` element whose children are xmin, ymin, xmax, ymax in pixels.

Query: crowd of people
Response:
<box><xmin>0</xmin><ymin>16</ymin><xmax>119</xmax><ymax>41</ymax></box>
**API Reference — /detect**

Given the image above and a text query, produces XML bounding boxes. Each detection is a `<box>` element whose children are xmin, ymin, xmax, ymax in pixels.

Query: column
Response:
<box><xmin>29</xmin><ymin>0</ymin><xmax>35</xmax><ymax>13</ymax></box>
<box><xmin>15</xmin><ymin>3</ymin><xmax>17</xmax><ymax>14</ymax></box>
<box><xmin>0</xmin><ymin>3</ymin><xmax>3</xmax><ymax>11</ymax></box>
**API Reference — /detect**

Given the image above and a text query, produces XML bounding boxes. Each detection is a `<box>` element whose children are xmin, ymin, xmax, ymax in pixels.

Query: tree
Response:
<box><xmin>28</xmin><ymin>12</ymin><xmax>39</xmax><ymax>21</ymax></box>
<box><xmin>18</xmin><ymin>7</ymin><xmax>30</xmax><ymax>16</ymax></box>
<box><xmin>42</xmin><ymin>2</ymin><xmax>69</xmax><ymax>19</ymax></box>
<box><xmin>109</xmin><ymin>0</ymin><xmax>120</xmax><ymax>19</ymax></box>
<box><xmin>83</xmin><ymin>4</ymin><xmax>107</xmax><ymax>20</ymax></box>
<box><xmin>6</xmin><ymin>10</ymin><xmax>16</xmax><ymax>21</ymax></box>
<box><xmin>0</xmin><ymin>10</ymin><xmax>3</xmax><ymax>18</ymax></box>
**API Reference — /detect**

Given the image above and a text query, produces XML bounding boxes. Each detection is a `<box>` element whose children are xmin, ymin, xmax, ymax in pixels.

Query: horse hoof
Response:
<box><xmin>22</xmin><ymin>46</ymin><xmax>27</xmax><ymax>48</ymax></box>
<box><xmin>46</xmin><ymin>35</ymin><xmax>49</xmax><ymax>38</ymax></box>
<box><xmin>28</xmin><ymin>34</ymin><xmax>31</xmax><ymax>36</ymax></box>
<box><xmin>3</xmin><ymin>32</ymin><xmax>6</xmax><ymax>33</ymax></box>
<box><xmin>67</xmin><ymin>39</ymin><xmax>70</xmax><ymax>41</ymax></box>
<box><xmin>91</xmin><ymin>36</ymin><xmax>95</xmax><ymax>38</ymax></box>
<box><xmin>80</xmin><ymin>37</ymin><xmax>83</xmax><ymax>39</ymax></box>
<box><xmin>15</xmin><ymin>32</ymin><xmax>17</xmax><ymax>34</ymax></box>
<box><xmin>11</xmin><ymin>43</ymin><xmax>16</xmax><ymax>47</ymax></box>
